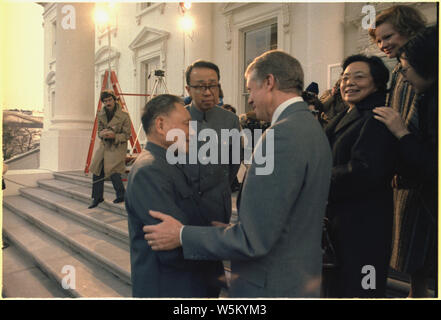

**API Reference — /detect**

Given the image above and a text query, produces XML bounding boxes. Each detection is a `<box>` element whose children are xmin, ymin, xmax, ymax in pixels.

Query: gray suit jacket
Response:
<box><xmin>182</xmin><ymin>101</ymin><xmax>332</xmax><ymax>297</ymax></box>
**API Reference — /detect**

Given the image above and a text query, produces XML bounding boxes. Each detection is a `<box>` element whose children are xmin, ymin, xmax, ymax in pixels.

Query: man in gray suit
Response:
<box><xmin>143</xmin><ymin>50</ymin><xmax>332</xmax><ymax>297</ymax></box>
<box><xmin>125</xmin><ymin>94</ymin><xmax>223</xmax><ymax>297</ymax></box>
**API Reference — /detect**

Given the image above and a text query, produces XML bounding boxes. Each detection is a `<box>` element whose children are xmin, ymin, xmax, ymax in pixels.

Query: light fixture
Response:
<box><xmin>94</xmin><ymin>7</ymin><xmax>110</xmax><ymax>26</ymax></box>
<box><xmin>180</xmin><ymin>15</ymin><xmax>194</xmax><ymax>34</ymax></box>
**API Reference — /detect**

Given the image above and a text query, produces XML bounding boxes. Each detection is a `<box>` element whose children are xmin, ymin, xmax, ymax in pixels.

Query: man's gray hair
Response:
<box><xmin>245</xmin><ymin>50</ymin><xmax>304</xmax><ymax>93</ymax></box>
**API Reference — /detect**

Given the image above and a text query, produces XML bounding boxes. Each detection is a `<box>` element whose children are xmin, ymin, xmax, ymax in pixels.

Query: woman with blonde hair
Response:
<box><xmin>369</xmin><ymin>5</ymin><xmax>430</xmax><ymax>297</ymax></box>
<box><xmin>374</xmin><ymin>26</ymin><xmax>438</xmax><ymax>298</ymax></box>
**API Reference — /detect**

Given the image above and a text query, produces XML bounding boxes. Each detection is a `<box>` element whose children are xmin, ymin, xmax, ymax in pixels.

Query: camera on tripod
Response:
<box><xmin>154</xmin><ymin>70</ymin><xmax>165</xmax><ymax>77</ymax></box>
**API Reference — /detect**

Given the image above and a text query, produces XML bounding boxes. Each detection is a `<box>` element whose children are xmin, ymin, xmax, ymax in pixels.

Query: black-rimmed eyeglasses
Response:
<box><xmin>189</xmin><ymin>84</ymin><xmax>220</xmax><ymax>93</ymax></box>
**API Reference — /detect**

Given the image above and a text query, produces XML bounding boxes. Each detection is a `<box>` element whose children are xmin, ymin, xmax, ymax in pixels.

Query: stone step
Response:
<box><xmin>52</xmin><ymin>171</ymin><xmax>240</xmax><ymax>220</ymax></box>
<box><xmin>2</xmin><ymin>241</ymin><xmax>70</xmax><ymax>298</ymax></box>
<box><xmin>53</xmin><ymin>171</ymin><xmax>127</xmax><ymax>194</ymax></box>
<box><xmin>37</xmin><ymin>178</ymin><xmax>126</xmax><ymax>216</ymax></box>
<box><xmin>19</xmin><ymin>187</ymin><xmax>129</xmax><ymax>244</ymax></box>
<box><xmin>3</xmin><ymin>195</ymin><xmax>131</xmax><ymax>285</ymax></box>
<box><xmin>2</xmin><ymin>208</ymin><xmax>132</xmax><ymax>298</ymax></box>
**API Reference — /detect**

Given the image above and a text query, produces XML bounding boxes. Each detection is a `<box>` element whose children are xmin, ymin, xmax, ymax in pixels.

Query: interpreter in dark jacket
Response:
<box><xmin>125</xmin><ymin>94</ymin><xmax>223</xmax><ymax>298</ymax></box>
<box><xmin>325</xmin><ymin>55</ymin><xmax>397</xmax><ymax>298</ymax></box>
<box><xmin>184</xmin><ymin>60</ymin><xmax>241</xmax><ymax>225</ymax></box>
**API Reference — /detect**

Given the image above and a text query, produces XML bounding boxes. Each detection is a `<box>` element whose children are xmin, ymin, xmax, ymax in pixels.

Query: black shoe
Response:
<box><xmin>113</xmin><ymin>197</ymin><xmax>124</xmax><ymax>204</ymax></box>
<box><xmin>88</xmin><ymin>198</ymin><xmax>104</xmax><ymax>209</ymax></box>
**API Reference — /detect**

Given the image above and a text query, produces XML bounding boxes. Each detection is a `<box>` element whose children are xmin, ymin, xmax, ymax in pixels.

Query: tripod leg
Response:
<box><xmin>150</xmin><ymin>79</ymin><xmax>159</xmax><ymax>100</ymax></box>
<box><xmin>161</xmin><ymin>79</ymin><xmax>169</xmax><ymax>94</ymax></box>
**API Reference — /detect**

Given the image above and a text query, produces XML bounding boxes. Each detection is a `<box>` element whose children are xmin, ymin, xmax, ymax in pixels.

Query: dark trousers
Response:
<box><xmin>92</xmin><ymin>168</ymin><xmax>125</xmax><ymax>200</ymax></box>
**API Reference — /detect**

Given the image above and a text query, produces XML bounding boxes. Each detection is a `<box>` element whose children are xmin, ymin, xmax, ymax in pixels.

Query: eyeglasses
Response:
<box><xmin>189</xmin><ymin>84</ymin><xmax>220</xmax><ymax>93</ymax></box>
<box><xmin>340</xmin><ymin>74</ymin><xmax>370</xmax><ymax>83</ymax></box>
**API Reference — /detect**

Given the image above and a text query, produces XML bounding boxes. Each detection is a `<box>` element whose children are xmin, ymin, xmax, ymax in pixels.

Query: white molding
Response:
<box><xmin>327</xmin><ymin>63</ymin><xmax>342</xmax><ymax>90</ymax></box>
<box><xmin>129</xmin><ymin>26</ymin><xmax>170</xmax><ymax>51</ymax></box>
<box><xmin>282</xmin><ymin>3</ymin><xmax>290</xmax><ymax>34</ymax></box>
<box><xmin>46</xmin><ymin>71</ymin><xmax>56</xmax><ymax>85</ymax></box>
<box><xmin>94</xmin><ymin>46</ymin><xmax>120</xmax><ymax>88</ymax></box>
<box><xmin>42</xmin><ymin>3</ymin><xmax>57</xmax><ymax>19</ymax></box>
<box><xmin>95</xmin><ymin>46</ymin><xmax>121</xmax><ymax>66</ymax></box>
<box><xmin>49</xmin><ymin>59</ymin><xmax>56</xmax><ymax>71</ymax></box>
<box><xmin>134</xmin><ymin>54</ymin><xmax>161</xmax><ymax>137</ymax></box>
<box><xmin>97</xmin><ymin>26</ymin><xmax>118</xmax><ymax>46</ymax></box>
<box><xmin>228</xmin><ymin>4</ymin><xmax>287</xmax><ymax>113</ymax></box>
<box><xmin>46</xmin><ymin>70</ymin><xmax>56</xmax><ymax>120</ymax></box>
<box><xmin>224</xmin><ymin>13</ymin><xmax>233</xmax><ymax>50</ymax></box>
<box><xmin>222</xmin><ymin>3</ymin><xmax>250</xmax><ymax>15</ymax></box>
<box><xmin>129</xmin><ymin>26</ymin><xmax>168</xmax><ymax>120</ymax></box>
<box><xmin>135</xmin><ymin>3</ymin><xmax>166</xmax><ymax>26</ymax></box>
<box><xmin>129</xmin><ymin>26</ymin><xmax>169</xmax><ymax>75</ymax></box>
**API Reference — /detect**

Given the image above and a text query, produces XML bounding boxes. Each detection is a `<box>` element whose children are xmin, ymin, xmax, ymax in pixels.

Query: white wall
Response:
<box><xmin>292</xmin><ymin>3</ymin><xmax>345</xmax><ymax>94</ymax></box>
<box><xmin>92</xmin><ymin>3</ymin><xmax>215</xmax><ymax>139</ymax></box>
<box><xmin>41</xmin><ymin>2</ymin><xmax>438</xmax><ymax>162</ymax></box>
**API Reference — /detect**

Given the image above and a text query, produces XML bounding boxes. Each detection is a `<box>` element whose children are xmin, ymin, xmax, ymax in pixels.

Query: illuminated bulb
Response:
<box><xmin>180</xmin><ymin>15</ymin><xmax>194</xmax><ymax>33</ymax></box>
<box><xmin>94</xmin><ymin>7</ymin><xmax>110</xmax><ymax>25</ymax></box>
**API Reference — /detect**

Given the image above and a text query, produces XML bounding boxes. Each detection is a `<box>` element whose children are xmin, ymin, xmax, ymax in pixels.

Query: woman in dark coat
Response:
<box><xmin>325</xmin><ymin>55</ymin><xmax>397</xmax><ymax>298</ymax></box>
<box><xmin>373</xmin><ymin>26</ymin><xmax>438</xmax><ymax>297</ymax></box>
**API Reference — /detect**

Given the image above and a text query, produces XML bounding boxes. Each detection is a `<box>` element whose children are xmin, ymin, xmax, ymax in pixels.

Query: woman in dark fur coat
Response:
<box><xmin>325</xmin><ymin>54</ymin><xmax>397</xmax><ymax>298</ymax></box>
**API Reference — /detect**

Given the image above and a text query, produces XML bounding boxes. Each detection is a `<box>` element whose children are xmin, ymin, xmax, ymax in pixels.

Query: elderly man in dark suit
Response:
<box><xmin>125</xmin><ymin>94</ymin><xmax>224</xmax><ymax>298</ymax></box>
<box><xmin>143</xmin><ymin>50</ymin><xmax>332</xmax><ymax>297</ymax></box>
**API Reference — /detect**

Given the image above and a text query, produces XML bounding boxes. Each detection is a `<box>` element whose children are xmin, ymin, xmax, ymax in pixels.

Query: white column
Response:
<box><xmin>40</xmin><ymin>3</ymin><xmax>95</xmax><ymax>171</ymax></box>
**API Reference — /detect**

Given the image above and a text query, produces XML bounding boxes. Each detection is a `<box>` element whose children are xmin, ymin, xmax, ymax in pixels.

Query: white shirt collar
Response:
<box><xmin>271</xmin><ymin>96</ymin><xmax>304</xmax><ymax>125</ymax></box>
